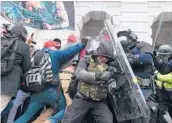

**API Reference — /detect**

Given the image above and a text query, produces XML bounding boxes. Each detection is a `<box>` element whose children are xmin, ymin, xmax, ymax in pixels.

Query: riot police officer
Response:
<box><xmin>118</xmin><ymin>29</ymin><xmax>157</xmax><ymax>123</ymax></box>
<box><xmin>154</xmin><ymin>45</ymin><xmax>172</xmax><ymax>122</ymax></box>
<box><xmin>155</xmin><ymin>45</ymin><xmax>172</xmax><ymax>74</ymax></box>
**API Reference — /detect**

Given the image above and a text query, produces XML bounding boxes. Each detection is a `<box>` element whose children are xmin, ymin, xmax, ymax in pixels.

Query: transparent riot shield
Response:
<box><xmin>104</xmin><ymin>20</ymin><xmax>150</xmax><ymax>122</ymax></box>
<box><xmin>86</xmin><ymin>37</ymin><xmax>100</xmax><ymax>54</ymax></box>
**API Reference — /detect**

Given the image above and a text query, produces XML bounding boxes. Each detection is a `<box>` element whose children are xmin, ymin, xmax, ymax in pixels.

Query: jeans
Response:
<box><xmin>15</xmin><ymin>87</ymin><xmax>59</xmax><ymax>123</ymax></box>
<box><xmin>7</xmin><ymin>89</ymin><xmax>31</xmax><ymax>123</ymax></box>
<box><xmin>48</xmin><ymin>90</ymin><xmax>66</xmax><ymax>123</ymax></box>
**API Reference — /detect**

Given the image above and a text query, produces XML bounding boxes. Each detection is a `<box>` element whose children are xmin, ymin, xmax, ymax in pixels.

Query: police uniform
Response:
<box><xmin>155</xmin><ymin>58</ymin><xmax>172</xmax><ymax>122</ymax></box>
<box><xmin>120</xmin><ymin>37</ymin><xmax>156</xmax><ymax>123</ymax></box>
<box><xmin>156</xmin><ymin>71</ymin><xmax>172</xmax><ymax>110</ymax></box>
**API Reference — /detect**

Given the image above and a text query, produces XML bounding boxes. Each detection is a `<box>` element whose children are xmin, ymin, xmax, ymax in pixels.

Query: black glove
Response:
<box><xmin>81</xmin><ymin>37</ymin><xmax>89</xmax><ymax>47</ymax></box>
<box><xmin>126</xmin><ymin>53</ymin><xmax>139</xmax><ymax>65</ymax></box>
<box><xmin>108</xmin><ymin>60</ymin><xmax>119</xmax><ymax>67</ymax></box>
<box><xmin>154</xmin><ymin>56</ymin><xmax>165</xmax><ymax>69</ymax></box>
<box><xmin>95</xmin><ymin>71</ymin><xmax>102</xmax><ymax>81</ymax></box>
<box><xmin>99</xmin><ymin>71</ymin><xmax>112</xmax><ymax>82</ymax></box>
<box><xmin>155</xmin><ymin>56</ymin><xmax>165</xmax><ymax>64</ymax></box>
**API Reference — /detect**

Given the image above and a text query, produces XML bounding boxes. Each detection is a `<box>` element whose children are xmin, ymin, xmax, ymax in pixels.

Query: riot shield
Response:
<box><xmin>151</xmin><ymin>12</ymin><xmax>172</xmax><ymax>48</ymax></box>
<box><xmin>60</xmin><ymin>36</ymin><xmax>100</xmax><ymax>71</ymax></box>
<box><xmin>86</xmin><ymin>37</ymin><xmax>100</xmax><ymax>54</ymax></box>
<box><xmin>104</xmin><ymin>20</ymin><xmax>150</xmax><ymax>122</ymax></box>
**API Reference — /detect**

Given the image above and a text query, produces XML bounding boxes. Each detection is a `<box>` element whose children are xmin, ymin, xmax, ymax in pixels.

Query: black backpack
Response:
<box><xmin>1</xmin><ymin>36</ymin><xmax>19</xmax><ymax>76</ymax></box>
<box><xmin>24</xmin><ymin>50</ymin><xmax>53</xmax><ymax>93</ymax></box>
<box><xmin>66</xmin><ymin>74</ymin><xmax>79</xmax><ymax>99</ymax></box>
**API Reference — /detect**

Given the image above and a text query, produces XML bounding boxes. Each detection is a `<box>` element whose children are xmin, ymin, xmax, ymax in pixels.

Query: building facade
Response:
<box><xmin>1</xmin><ymin>1</ymin><xmax>172</xmax><ymax>47</ymax></box>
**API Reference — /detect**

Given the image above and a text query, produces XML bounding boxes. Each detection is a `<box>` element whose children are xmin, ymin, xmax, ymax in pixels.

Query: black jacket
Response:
<box><xmin>1</xmin><ymin>37</ymin><xmax>31</xmax><ymax>96</ymax></box>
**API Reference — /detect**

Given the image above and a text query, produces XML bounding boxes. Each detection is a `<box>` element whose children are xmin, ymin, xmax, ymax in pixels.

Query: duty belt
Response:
<box><xmin>137</xmin><ymin>77</ymin><xmax>151</xmax><ymax>88</ymax></box>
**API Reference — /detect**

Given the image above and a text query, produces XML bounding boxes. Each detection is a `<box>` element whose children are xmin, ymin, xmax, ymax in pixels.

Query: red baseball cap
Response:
<box><xmin>43</xmin><ymin>40</ymin><xmax>60</xmax><ymax>49</ymax></box>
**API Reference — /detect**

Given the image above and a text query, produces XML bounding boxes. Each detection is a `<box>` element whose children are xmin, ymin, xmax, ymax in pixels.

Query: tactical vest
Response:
<box><xmin>127</xmin><ymin>41</ymin><xmax>153</xmax><ymax>78</ymax></box>
<box><xmin>155</xmin><ymin>71</ymin><xmax>172</xmax><ymax>101</ymax></box>
<box><xmin>79</xmin><ymin>59</ymin><xmax>108</xmax><ymax>101</ymax></box>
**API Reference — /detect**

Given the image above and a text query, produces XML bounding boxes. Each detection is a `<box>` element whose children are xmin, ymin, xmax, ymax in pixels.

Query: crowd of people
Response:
<box><xmin>1</xmin><ymin>24</ymin><xmax>172</xmax><ymax>123</ymax></box>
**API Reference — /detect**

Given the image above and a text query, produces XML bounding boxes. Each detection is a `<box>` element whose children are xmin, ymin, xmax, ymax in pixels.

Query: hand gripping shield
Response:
<box><xmin>104</xmin><ymin>20</ymin><xmax>150</xmax><ymax>122</ymax></box>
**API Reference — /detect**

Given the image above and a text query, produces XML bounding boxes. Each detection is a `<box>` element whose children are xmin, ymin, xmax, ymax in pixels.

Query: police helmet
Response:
<box><xmin>117</xmin><ymin>29</ymin><xmax>138</xmax><ymax>42</ymax></box>
<box><xmin>157</xmin><ymin>45</ymin><xmax>172</xmax><ymax>55</ymax></box>
<box><xmin>128</xmin><ymin>29</ymin><xmax>138</xmax><ymax>41</ymax></box>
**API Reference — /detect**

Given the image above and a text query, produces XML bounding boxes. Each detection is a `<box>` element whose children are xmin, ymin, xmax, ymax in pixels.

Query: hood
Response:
<box><xmin>10</xmin><ymin>25</ymin><xmax>27</xmax><ymax>41</ymax></box>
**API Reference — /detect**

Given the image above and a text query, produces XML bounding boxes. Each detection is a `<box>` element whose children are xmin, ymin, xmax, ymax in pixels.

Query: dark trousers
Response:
<box><xmin>156</xmin><ymin>89</ymin><xmax>172</xmax><ymax>122</ymax></box>
<box><xmin>62</xmin><ymin>97</ymin><xmax>113</xmax><ymax>123</ymax></box>
<box><xmin>168</xmin><ymin>106</ymin><xmax>172</xmax><ymax>118</ymax></box>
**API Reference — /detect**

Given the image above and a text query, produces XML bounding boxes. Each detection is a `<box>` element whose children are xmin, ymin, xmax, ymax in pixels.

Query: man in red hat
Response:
<box><xmin>15</xmin><ymin>37</ymin><xmax>88</xmax><ymax>123</ymax></box>
<box><xmin>34</xmin><ymin>35</ymin><xmax>81</xmax><ymax>123</ymax></box>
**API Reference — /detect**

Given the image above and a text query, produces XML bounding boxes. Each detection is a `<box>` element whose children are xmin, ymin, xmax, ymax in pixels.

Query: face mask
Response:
<box><xmin>158</xmin><ymin>52</ymin><xmax>171</xmax><ymax>63</ymax></box>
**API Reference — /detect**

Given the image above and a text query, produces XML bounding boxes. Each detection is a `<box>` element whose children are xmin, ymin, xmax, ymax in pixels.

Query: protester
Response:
<box><xmin>33</xmin><ymin>38</ymin><xmax>64</xmax><ymax>123</ymax></box>
<box><xmin>6</xmin><ymin>37</ymin><xmax>59</xmax><ymax>123</ymax></box>
<box><xmin>14</xmin><ymin>38</ymin><xmax>88</xmax><ymax>123</ymax></box>
<box><xmin>53</xmin><ymin>38</ymin><xmax>62</xmax><ymax>49</ymax></box>
<box><xmin>1</xmin><ymin>25</ymin><xmax>30</xmax><ymax>114</ymax></box>
<box><xmin>62</xmin><ymin>41</ymin><xmax>114</xmax><ymax>123</ymax></box>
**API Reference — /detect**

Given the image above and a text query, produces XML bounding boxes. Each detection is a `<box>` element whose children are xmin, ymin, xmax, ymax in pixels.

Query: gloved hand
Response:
<box><xmin>108</xmin><ymin>60</ymin><xmax>119</xmax><ymax>67</ymax></box>
<box><xmin>99</xmin><ymin>71</ymin><xmax>112</xmax><ymax>82</ymax></box>
<box><xmin>126</xmin><ymin>53</ymin><xmax>139</xmax><ymax>65</ymax></box>
<box><xmin>81</xmin><ymin>37</ymin><xmax>89</xmax><ymax>47</ymax></box>
<box><xmin>95</xmin><ymin>71</ymin><xmax>102</xmax><ymax>81</ymax></box>
<box><xmin>154</xmin><ymin>56</ymin><xmax>164</xmax><ymax>65</ymax></box>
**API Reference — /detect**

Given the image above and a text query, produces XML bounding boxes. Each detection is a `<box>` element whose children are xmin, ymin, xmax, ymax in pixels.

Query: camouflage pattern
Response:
<box><xmin>79</xmin><ymin>82</ymin><xmax>108</xmax><ymax>101</ymax></box>
<box><xmin>79</xmin><ymin>58</ymin><xmax>108</xmax><ymax>101</ymax></box>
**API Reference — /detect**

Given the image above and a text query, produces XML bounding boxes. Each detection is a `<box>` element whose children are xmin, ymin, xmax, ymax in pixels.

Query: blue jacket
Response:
<box><xmin>127</xmin><ymin>41</ymin><xmax>153</xmax><ymax>78</ymax></box>
<box><xmin>43</xmin><ymin>42</ymin><xmax>84</xmax><ymax>83</ymax></box>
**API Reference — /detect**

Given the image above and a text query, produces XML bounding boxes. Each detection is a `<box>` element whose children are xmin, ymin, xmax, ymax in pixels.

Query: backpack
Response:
<box><xmin>66</xmin><ymin>74</ymin><xmax>79</xmax><ymax>99</ymax></box>
<box><xmin>1</xmin><ymin>36</ymin><xmax>19</xmax><ymax>76</ymax></box>
<box><xmin>25</xmin><ymin>50</ymin><xmax>53</xmax><ymax>92</ymax></box>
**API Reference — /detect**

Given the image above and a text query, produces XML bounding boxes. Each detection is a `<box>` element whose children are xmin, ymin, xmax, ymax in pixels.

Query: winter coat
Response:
<box><xmin>1</xmin><ymin>38</ymin><xmax>31</xmax><ymax>96</ymax></box>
